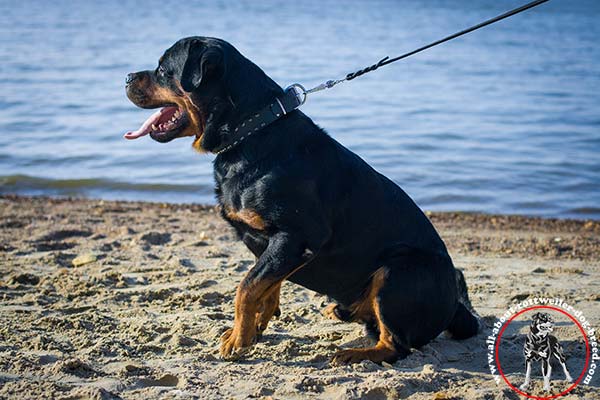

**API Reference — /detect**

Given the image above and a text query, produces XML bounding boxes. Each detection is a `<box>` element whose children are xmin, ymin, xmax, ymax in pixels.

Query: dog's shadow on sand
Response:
<box><xmin>243</xmin><ymin>326</ymin><xmax>491</xmax><ymax>373</ymax></box>
<box><xmin>235</xmin><ymin>329</ymin><xmax>523</xmax><ymax>399</ymax></box>
<box><xmin>222</xmin><ymin>317</ymin><xmax>595</xmax><ymax>399</ymax></box>
<box><xmin>243</xmin><ymin>315</ymin><xmax>594</xmax><ymax>386</ymax></box>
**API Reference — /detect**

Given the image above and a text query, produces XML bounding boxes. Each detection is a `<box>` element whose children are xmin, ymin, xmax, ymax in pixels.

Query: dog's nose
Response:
<box><xmin>126</xmin><ymin>73</ymin><xmax>138</xmax><ymax>85</ymax></box>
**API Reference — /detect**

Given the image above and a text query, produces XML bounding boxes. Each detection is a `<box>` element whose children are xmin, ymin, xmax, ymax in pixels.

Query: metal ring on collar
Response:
<box><xmin>285</xmin><ymin>83</ymin><xmax>307</xmax><ymax>107</ymax></box>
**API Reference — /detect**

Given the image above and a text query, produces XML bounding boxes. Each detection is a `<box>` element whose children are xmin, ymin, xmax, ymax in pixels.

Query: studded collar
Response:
<box><xmin>213</xmin><ymin>87</ymin><xmax>304</xmax><ymax>155</ymax></box>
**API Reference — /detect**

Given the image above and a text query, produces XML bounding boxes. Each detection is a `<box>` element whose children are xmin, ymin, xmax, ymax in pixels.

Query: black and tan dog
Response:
<box><xmin>519</xmin><ymin>312</ymin><xmax>573</xmax><ymax>392</ymax></box>
<box><xmin>124</xmin><ymin>36</ymin><xmax>480</xmax><ymax>364</ymax></box>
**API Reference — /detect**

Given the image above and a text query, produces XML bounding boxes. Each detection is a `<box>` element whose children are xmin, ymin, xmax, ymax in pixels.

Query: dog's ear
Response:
<box><xmin>181</xmin><ymin>44</ymin><xmax>225</xmax><ymax>92</ymax></box>
<box><xmin>531</xmin><ymin>312</ymin><xmax>541</xmax><ymax>321</ymax></box>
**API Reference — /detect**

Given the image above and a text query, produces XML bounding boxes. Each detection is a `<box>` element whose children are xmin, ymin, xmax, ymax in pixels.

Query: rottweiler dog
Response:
<box><xmin>125</xmin><ymin>36</ymin><xmax>480</xmax><ymax>364</ymax></box>
<box><xmin>520</xmin><ymin>312</ymin><xmax>573</xmax><ymax>392</ymax></box>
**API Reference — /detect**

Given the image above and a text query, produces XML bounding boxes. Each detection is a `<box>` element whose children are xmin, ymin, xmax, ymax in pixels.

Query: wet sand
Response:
<box><xmin>0</xmin><ymin>195</ymin><xmax>598</xmax><ymax>399</ymax></box>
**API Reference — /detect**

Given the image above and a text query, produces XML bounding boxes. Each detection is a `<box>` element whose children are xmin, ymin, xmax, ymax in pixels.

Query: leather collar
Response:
<box><xmin>213</xmin><ymin>87</ymin><xmax>304</xmax><ymax>155</ymax></box>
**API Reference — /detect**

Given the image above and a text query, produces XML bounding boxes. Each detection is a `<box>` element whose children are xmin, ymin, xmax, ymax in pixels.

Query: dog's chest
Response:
<box><xmin>525</xmin><ymin>333</ymin><xmax>552</xmax><ymax>360</ymax></box>
<box><xmin>216</xmin><ymin>166</ymin><xmax>267</xmax><ymax>218</ymax></box>
<box><xmin>221</xmin><ymin>204</ymin><xmax>267</xmax><ymax>231</ymax></box>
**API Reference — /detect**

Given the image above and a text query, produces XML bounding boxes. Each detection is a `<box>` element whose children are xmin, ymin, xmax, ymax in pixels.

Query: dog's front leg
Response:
<box><xmin>560</xmin><ymin>361</ymin><xmax>573</xmax><ymax>383</ymax></box>
<box><xmin>256</xmin><ymin>282</ymin><xmax>281</xmax><ymax>335</ymax></box>
<box><xmin>219</xmin><ymin>231</ymin><xmax>316</xmax><ymax>360</ymax></box>
<box><xmin>519</xmin><ymin>361</ymin><xmax>532</xmax><ymax>391</ymax></box>
<box><xmin>553</xmin><ymin>345</ymin><xmax>573</xmax><ymax>383</ymax></box>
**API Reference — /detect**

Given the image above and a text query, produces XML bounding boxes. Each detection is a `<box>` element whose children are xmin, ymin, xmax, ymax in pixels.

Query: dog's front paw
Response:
<box><xmin>519</xmin><ymin>382</ymin><xmax>529</xmax><ymax>391</ymax></box>
<box><xmin>256</xmin><ymin>305</ymin><xmax>281</xmax><ymax>335</ymax></box>
<box><xmin>256</xmin><ymin>308</ymin><xmax>280</xmax><ymax>336</ymax></box>
<box><xmin>219</xmin><ymin>328</ymin><xmax>255</xmax><ymax>360</ymax></box>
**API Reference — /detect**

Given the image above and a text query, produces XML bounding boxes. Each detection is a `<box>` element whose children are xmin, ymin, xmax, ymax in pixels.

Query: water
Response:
<box><xmin>1</xmin><ymin>0</ymin><xmax>599</xmax><ymax>219</ymax></box>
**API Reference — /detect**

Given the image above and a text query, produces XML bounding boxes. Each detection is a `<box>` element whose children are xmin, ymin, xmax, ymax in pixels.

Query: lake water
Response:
<box><xmin>1</xmin><ymin>0</ymin><xmax>599</xmax><ymax>219</ymax></box>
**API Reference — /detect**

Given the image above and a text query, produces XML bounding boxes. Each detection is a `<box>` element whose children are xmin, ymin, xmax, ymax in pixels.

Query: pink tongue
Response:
<box><xmin>123</xmin><ymin>109</ymin><xmax>163</xmax><ymax>140</ymax></box>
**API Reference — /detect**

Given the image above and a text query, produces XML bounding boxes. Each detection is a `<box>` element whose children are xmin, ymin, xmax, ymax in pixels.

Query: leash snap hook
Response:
<box><xmin>285</xmin><ymin>83</ymin><xmax>307</xmax><ymax>107</ymax></box>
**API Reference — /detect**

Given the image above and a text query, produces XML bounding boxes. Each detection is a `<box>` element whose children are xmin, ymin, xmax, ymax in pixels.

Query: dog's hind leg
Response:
<box><xmin>377</xmin><ymin>251</ymin><xmax>466</xmax><ymax>351</ymax></box>
<box><xmin>331</xmin><ymin>268</ymin><xmax>408</xmax><ymax>365</ymax></box>
<box><xmin>559</xmin><ymin>360</ymin><xmax>573</xmax><ymax>383</ymax></box>
<box><xmin>519</xmin><ymin>361</ymin><xmax>532</xmax><ymax>391</ymax></box>
<box><xmin>542</xmin><ymin>359</ymin><xmax>552</xmax><ymax>391</ymax></box>
<box><xmin>323</xmin><ymin>303</ymin><xmax>380</xmax><ymax>340</ymax></box>
<box><xmin>333</xmin><ymin>251</ymin><xmax>460</xmax><ymax>365</ymax></box>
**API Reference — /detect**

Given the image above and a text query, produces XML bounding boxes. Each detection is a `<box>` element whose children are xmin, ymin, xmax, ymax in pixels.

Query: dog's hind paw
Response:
<box><xmin>332</xmin><ymin>349</ymin><xmax>367</xmax><ymax>365</ymax></box>
<box><xmin>331</xmin><ymin>347</ymin><xmax>398</xmax><ymax>365</ymax></box>
<box><xmin>323</xmin><ymin>303</ymin><xmax>352</xmax><ymax>322</ymax></box>
<box><xmin>323</xmin><ymin>304</ymin><xmax>341</xmax><ymax>320</ymax></box>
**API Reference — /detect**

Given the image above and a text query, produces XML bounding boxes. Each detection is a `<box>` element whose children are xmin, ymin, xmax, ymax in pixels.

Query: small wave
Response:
<box><xmin>0</xmin><ymin>175</ymin><xmax>214</xmax><ymax>204</ymax></box>
<box><xmin>0</xmin><ymin>174</ymin><xmax>205</xmax><ymax>192</ymax></box>
<box><xmin>418</xmin><ymin>193</ymin><xmax>493</xmax><ymax>206</ymax></box>
<box><xmin>567</xmin><ymin>207</ymin><xmax>600</xmax><ymax>216</ymax></box>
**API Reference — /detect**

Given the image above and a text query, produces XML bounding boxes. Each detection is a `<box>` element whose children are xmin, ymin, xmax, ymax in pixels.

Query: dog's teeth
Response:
<box><xmin>151</xmin><ymin>124</ymin><xmax>157</xmax><ymax>130</ymax></box>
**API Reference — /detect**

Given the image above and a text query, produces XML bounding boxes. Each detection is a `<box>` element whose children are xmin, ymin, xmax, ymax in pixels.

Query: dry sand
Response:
<box><xmin>0</xmin><ymin>195</ymin><xmax>598</xmax><ymax>399</ymax></box>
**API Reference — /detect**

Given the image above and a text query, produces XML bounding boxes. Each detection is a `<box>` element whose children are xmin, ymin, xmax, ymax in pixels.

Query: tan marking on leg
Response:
<box><xmin>332</xmin><ymin>268</ymin><xmax>398</xmax><ymax>365</ymax></box>
<box><xmin>348</xmin><ymin>267</ymin><xmax>386</xmax><ymax>322</ymax></box>
<box><xmin>256</xmin><ymin>282</ymin><xmax>281</xmax><ymax>333</ymax></box>
<box><xmin>220</xmin><ymin>262</ymin><xmax>307</xmax><ymax>359</ymax></box>
<box><xmin>220</xmin><ymin>277</ymin><xmax>272</xmax><ymax>359</ymax></box>
<box><xmin>225</xmin><ymin>207</ymin><xmax>267</xmax><ymax>231</ymax></box>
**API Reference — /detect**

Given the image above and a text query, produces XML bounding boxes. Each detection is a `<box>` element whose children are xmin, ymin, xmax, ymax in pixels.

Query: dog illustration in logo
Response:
<box><xmin>519</xmin><ymin>312</ymin><xmax>573</xmax><ymax>392</ymax></box>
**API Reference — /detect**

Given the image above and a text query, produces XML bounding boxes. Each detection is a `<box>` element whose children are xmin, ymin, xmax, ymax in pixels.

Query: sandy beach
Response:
<box><xmin>0</xmin><ymin>195</ymin><xmax>598</xmax><ymax>399</ymax></box>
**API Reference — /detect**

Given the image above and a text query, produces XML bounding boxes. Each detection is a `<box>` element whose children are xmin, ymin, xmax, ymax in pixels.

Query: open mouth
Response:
<box><xmin>124</xmin><ymin>106</ymin><xmax>189</xmax><ymax>143</ymax></box>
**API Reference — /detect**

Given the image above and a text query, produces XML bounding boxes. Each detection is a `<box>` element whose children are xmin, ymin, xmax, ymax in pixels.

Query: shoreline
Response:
<box><xmin>1</xmin><ymin>195</ymin><xmax>598</xmax><ymax>399</ymax></box>
<box><xmin>2</xmin><ymin>192</ymin><xmax>600</xmax><ymax>222</ymax></box>
<box><xmin>2</xmin><ymin>194</ymin><xmax>599</xmax><ymax>262</ymax></box>
<box><xmin>3</xmin><ymin>177</ymin><xmax>599</xmax><ymax>220</ymax></box>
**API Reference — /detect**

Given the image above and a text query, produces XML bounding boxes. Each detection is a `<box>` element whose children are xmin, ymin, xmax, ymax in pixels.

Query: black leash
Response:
<box><xmin>293</xmin><ymin>0</ymin><xmax>550</xmax><ymax>102</ymax></box>
<box><xmin>345</xmin><ymin>0</ymin><xmax>550</xmax><ymax>82</ymax></box>
<box><xmin>216</xmin><ymin>0</ymin><xmax>550</xmax><ymax>155</ymax></box>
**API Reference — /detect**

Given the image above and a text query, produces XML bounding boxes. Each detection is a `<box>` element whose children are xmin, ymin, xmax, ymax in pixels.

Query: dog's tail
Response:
<box><xmin>446</xmin><ymin>268</ymin><xmax>481</xmax><ymax>339</ymax></box>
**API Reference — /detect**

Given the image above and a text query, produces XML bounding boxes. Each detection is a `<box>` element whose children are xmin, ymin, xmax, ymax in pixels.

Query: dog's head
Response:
<box><xmin>125</xmin><ymin>37</ymin><xmax>283</xmax><ymax>152</ymax></box>
<box><xmin>530</xmin><ymin>312</ymin><xmax>554</xmax><ymax>336</ymax></box>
